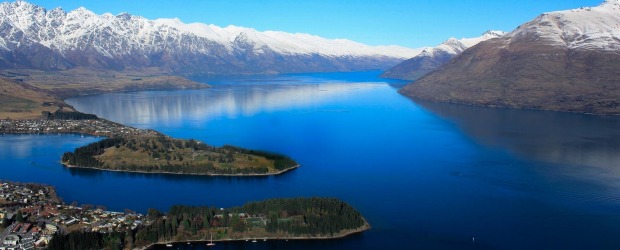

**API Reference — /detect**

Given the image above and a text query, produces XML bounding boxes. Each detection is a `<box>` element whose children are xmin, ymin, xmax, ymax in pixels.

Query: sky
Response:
<box><xmin>25</xmin><ymin>0</ymin><xmax>603</xmax><ymax>48</ymax></box>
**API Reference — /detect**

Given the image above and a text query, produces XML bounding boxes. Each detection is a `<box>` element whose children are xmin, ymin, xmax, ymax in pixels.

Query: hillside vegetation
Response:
<box><xmin>62</xmin><ymin>136</ymin><xmax>298</xmax><ymax>175</ymax></box>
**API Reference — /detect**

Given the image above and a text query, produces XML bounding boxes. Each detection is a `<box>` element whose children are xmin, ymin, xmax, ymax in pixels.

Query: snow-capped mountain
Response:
<box><xmin>507</xmin><ymin>0</ymin><xmax>620</xmax><ymax>51</ymax></box>
<box><xmin>0</xmin><ymin>1</ymin><xmax>421</xmax><ymax>74</ymax></box>
<box><xmin>381</xmin><ymin>31</ymin><xmax>505</xmax><ymax>80</ymax></box>
<box><xmin>400</xmin><ymin>0</ymin><xmax>620</xmax><ymax>115</ymax></box>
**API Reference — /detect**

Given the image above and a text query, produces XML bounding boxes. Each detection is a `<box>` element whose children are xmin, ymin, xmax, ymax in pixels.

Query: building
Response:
<box><xmin>2</xmin><ymin>234</ymin><xmax>19</xmax><ymax>246</ymax></box>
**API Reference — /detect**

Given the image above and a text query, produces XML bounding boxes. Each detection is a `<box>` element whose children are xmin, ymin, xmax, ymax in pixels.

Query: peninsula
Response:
<box><xmin>0</xmin><ymin>180</ymin><xmax>369</xmax><ymax>249</ymax></box>
<box><xmin>0</xmin><ymin>113</ymin><xmax>298</xmax><ymax>176</ymax></box>
<box><xmin>61</xmin><ymin>135</ymin><xmax>299</xmax><ymax>176</ymax></box>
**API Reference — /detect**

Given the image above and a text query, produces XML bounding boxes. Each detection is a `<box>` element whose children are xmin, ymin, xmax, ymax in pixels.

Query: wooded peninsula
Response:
<box><xmin>46</xmin><ymin>197</ymin><xmax>369</xmax><ymax>250</ymax></box>
<box><xmin>61</xmin><ymin>136</ymin><xmax>299</xmax><ymax>176</ymax></box>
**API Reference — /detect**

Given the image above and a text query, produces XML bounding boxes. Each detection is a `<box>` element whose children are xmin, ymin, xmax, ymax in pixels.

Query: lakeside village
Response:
<box><xmin>0</xmin><ymin>181</ymin><xmax>152</xmax><ymax>250</ymax></box>
<box><xmin>0</xmin><ymin>118</ymin><xmax>160</xmax><ymax>138</ymax></box>
<box><xmin>0</xmin><ymin>118</ymin><xmax>154</xmax><ymax>249</ymax></box>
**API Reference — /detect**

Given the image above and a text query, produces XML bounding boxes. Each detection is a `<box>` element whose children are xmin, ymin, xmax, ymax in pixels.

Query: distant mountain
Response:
<box><xmin>381</xmin><ymin>31</ymin><xmax>505</xmax><ymax>80</ymax></box>
<box><xmin>0</xmin><ymin>1</ymin><xmax>421</xmax><ymax>75</ymax></box>
<box><xmin>400</xmin><ymin>0</ymin><xmax>620</xmax><ymax>115</ymax></box>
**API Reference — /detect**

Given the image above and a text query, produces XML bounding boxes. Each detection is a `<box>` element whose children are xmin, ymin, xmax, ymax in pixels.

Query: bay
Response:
<box><xmin>2</xmin><ymin>71</ymin><xmax>619</xmax><ymax>249</ymax></box>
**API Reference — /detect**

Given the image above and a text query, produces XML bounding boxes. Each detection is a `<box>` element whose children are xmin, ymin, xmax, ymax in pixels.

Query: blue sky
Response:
<box><xmin>27</xmin><ymin>0</ymin><xmax>602</xmax><ymax>48</ymax></box>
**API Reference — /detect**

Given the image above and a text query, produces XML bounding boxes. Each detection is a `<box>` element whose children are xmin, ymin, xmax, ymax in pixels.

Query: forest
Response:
<box><xmin>48</xmin><ymin>197</ymin><xmax>367</xmax><ymax>249</ymax></box>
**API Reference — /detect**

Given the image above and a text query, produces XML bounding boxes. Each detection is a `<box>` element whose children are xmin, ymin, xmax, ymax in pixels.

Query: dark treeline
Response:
<box><xmin>44</xmin><ymin>110</ymin><xmax>99</xmax><ymax>120</ymax></box>
<box><xmin>47</xmin><ymin>231</ymin><xmax>126</xmax><ymax>250</ymax></box>
<box><xmin>241</xmin><ymin>197</ymin><xmax>366</xmax><ymax>235</ymax></box>
<box><xmin>61</xmin><ymin>137</ymin><xmax>126</xmax><ymax>167</ymax></box>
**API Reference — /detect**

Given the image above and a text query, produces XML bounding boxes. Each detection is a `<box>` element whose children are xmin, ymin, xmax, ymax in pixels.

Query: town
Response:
<box><xmin>0</xmin><ymin>118</ymin><xmax>160</xmax><ymax>138</ymax></box>
<box><xmin>0</xmin><ymin>181</ymin><xmax>150</xmax><ymax>250</ymax></box>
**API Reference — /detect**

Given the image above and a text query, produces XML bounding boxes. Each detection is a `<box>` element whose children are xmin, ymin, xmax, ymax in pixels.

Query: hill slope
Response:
<box><xmin>399</xmin><ymin>0</ymin><xmax>620</xmax><ymax>114</ymax></box>
<box><xmin>0</xmin><ymin>76</ymin><xmax>67</xmax><ymax>119</ymax></box>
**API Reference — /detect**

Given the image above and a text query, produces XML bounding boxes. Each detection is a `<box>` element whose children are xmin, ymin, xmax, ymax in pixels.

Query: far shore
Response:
<box><xmin>141</xmin><ymin>220</ymin><xmax>370</xmax><ymax>250</ymax></box>
<box><xmin>62</xmin><ymin>163</ymin><xmax>300</xmax><ymax>177</ymax></box>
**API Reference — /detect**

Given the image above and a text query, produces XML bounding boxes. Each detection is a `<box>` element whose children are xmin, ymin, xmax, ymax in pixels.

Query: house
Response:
<box><xmin>2</xmin><ymin>234</ymin><xmax>19</xmax><ymax>246</ymax></box>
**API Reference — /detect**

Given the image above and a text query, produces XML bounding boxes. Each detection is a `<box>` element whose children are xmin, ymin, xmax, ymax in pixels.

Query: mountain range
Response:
<box><xmin>399</xmin><ymin>0</ymin><xmax>620</xmax><ymax>115</ymax></box>
<box><xmin>381</xmin><ymin>30</ymin><xmax>506</xmax><ymax>80</ymax></box>
<box><xmin>0</xmin><ymin>1</ymin><xmax>421</xmax><ymax>75</ymax></box>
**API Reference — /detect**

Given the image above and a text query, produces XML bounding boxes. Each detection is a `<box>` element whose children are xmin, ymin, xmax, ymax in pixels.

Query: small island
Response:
<box><xmin>61</xmin><ymin>135</ymin><xmax>299</xmax><ymax>176</ymax></box>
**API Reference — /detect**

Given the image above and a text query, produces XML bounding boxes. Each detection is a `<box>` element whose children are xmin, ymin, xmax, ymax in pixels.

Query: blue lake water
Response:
<box><xmin>2</xmin><ymin>71</ymin><xmax>620</xmax><ymax>249</ymax></box>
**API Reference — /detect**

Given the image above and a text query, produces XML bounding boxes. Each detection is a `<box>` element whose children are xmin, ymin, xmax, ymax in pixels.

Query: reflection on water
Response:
<box><xmin>66</xmin><ymin>83</ymin><xmax>384</xmax><ymax>127</ymax></box>
<box><xmin>415</xmin><ymin>100</ymin><xmax>620</xmax><ymax>180</ymax></box>
<box><xmin>65</xmin><ymin>165</ymin><xmax>278</xmax><ymax>183</ymax></box>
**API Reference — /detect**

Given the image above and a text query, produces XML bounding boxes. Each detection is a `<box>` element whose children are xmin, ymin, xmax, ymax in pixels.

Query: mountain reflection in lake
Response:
<box><xmin>416</xmin><ymin>100</ymin><xmax>620</xmax><ymax>178</ymax></box>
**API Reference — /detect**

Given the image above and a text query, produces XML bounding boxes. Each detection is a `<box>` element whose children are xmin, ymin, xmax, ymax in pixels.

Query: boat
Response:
<box><xmin>165</xmin><ymin>243</ymin><xmax>173</xmax><ymax>247</ymax></box>
<box><xmin>252</xmin><ymin>239</ymin><xmax>257</xmax><ymax>243</ymax></box>
<box><xmin>206</xmin><ymin>233</ymin><xmax>216</xmax><ymax>246</ymax></box>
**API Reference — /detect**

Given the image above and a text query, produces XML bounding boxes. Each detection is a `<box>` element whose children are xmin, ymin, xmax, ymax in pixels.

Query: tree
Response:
<box><xmin>1</xmin><ymin>218</ymin><xmax>10</xmax><ymax>228</ymax></box>
<box><xmin>147</xmin><ymin>208</ymin><xmax>163</xmax><ymax>219</ymax></box>
<box><xmin>16</xmin><ymin>211</ymin><xmax>24</xmax><ymax>223</ymax></box>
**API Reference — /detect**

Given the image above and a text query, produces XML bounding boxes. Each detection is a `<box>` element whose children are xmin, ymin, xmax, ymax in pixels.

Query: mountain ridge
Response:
<box><xmin>0</xmin><ymin>1</ymin><xmax>421</xmax><ymax>75</ymax></box>
<box><xmin>381</xmin><ymin>30</ymin><xmax>505</xmax><ymax>80</ymax></box>
<box><xmin>399</xmin><ymin>0</ymin><xmax>620</xmax><ymax>115</ymax></box>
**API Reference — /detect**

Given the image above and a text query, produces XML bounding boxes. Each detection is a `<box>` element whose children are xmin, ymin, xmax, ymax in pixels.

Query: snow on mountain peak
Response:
<box><xmin>419</xmin><ymin>31</ymin><xmax>505</xmax><ymax>56</ymax></box>
<box><xmin>482</xmin><ymin>30</ymin><xmax>506</xmax><ymax>38</ymax></box>
<box><xmin>71</xmin><ymin>6</ymin><xmax>94</xmax><ymax>16</ymax></box>
<box><xmin>0</xmin><ymin>1</ymin><xmax>422</xmax><ymax>60</ymax></box>
<box><xmin>153</xmin><ymin>17</ymin><xmax>420</xmax><ymax>58</ymax></box>
<box><xmin>508</xmin><ymin>1</ymin><xmax>620</xmax><ymax>51</ymax></box>
<box><xmin>0</xmin><ymin>1</ymin><xmax>427</xmax><ymax>74</ymax></box>
<box><xmin>602</xmin><ymin>0</ymin><xmax>620</xmax><ymax>7</ymax></box>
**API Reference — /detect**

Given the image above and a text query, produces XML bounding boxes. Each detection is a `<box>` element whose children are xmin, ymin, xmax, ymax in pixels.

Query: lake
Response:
<box><xmin>3</xmin><ymin>71</ymin><xmax>620</xmax><ymax>249</ymax></box>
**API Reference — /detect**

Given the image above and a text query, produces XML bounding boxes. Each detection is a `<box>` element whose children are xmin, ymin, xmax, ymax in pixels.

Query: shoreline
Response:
<box><xmin>142</xmin><ymin>220</ymin><xmax>370</xmax><ymax>249</ymax></box>
<box><xmin>62</xmin><ymin>163</ymin><xmax>300</xmax><ymax>177</ymax></box>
